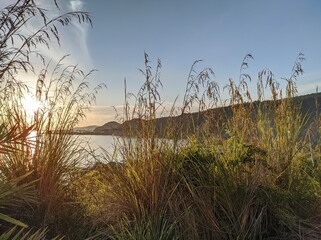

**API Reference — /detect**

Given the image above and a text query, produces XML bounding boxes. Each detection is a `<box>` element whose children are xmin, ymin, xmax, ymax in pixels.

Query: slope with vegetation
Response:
<box><xmin>92</xmin><ymin>92</ymin><xmax>321</xmax><ymax>140</ymax></box>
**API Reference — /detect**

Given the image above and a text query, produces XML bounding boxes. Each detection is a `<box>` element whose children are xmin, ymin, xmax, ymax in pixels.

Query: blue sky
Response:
<box><xmin>1</xmin><ymin>0</ymin><xmax>321</xmax><ymax>126</ymax></box>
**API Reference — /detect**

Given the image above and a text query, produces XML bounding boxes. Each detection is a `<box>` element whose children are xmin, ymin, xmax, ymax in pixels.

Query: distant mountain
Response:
<box><xmin>89</xmin><ymin>92</ymin><xmax>321</xmax><ymax>137</ymax></box>
<box><xmin>94</xmin><ymin>121</ymin><xmax>121</xmax><ymax>134</ymax></box>
<box><xmin>73</xmin><ymin>125</ymin><xmax>98</xmax><ymax>133</ymax></box>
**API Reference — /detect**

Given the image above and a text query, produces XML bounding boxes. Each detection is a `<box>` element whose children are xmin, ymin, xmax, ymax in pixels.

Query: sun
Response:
<box><xmin>22</xmin><ymin>95</ymin><xmax>41</xmax><ymax>119</ymax></box>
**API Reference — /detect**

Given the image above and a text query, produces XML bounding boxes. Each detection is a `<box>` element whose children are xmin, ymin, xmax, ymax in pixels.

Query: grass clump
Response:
<box><xmin>0</xmin><ymin>0</ymin><xmax>102</xmax><ymax>238</ymax></box>
<box><xmin>82</xmin><ymin>53</ymin><xmax>321</xmax><ymax>240</ymax></box>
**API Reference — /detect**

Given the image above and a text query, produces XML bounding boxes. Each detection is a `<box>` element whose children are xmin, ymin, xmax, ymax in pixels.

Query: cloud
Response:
<box><xmin>70</xmin><ymin>0</ymin><xmax>84</xmax><ymax>11</ymax></box>
<box><xmin>0</xmin><ymin>0</ymin><xmax>94</xmax><ymax>93</ymax></box>
<box><xmin>57</xmin><ymin>0</ymin><xmax>92</xmax><ymax>69</ymax></box>
<box><xmin>24</xmin><ymin>0</ymin><xmax>93</xmax><ymax>72</ymax></box>
<box><xmin>64</xmin><ymin>0</ymin><xmax>92</xmax><ymax>69</ymax></box>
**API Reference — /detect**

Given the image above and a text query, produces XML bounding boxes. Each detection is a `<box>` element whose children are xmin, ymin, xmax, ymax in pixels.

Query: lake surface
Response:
<box><xmin>75</xmin><ymin>134</ymin><xmax>187</xmax><ymax>166</ymax></box>
<box><xmin>76</xmin><ymin>135</ymin><xmax>121</xmax><ymax>163</ymax></box>
<box><xmin>76</xmin><ymin>134</ymin><xmax>186</xmax><ymax>162</ymax></box>
<box><xmin>77</xmin><ymin>135</ymin><xmax>117</xmax><ymax>150</ymax></box>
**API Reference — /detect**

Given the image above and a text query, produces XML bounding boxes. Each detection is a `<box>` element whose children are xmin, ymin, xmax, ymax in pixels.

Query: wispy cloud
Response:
<box><xmin>69</xmin><ymin>0</ymin><xmax>84</xmax><ymax>11</ymax></box>
<box><xmin>69</xmin><ymin>1</ymin><xmax>92</xmax><ymax>69</ymax></box>
<box><xmin>56</xmin><ymin>0</ymin><xmax>93</xmax><ymax>69</ymax></box>
<box><xmin>0</xmin><ymin>0</ymin><xmax>94</xmax><ymax>91</ymax></box>
<box><xmin>24</xmin><ymin>0</ymin><xmax>93</xmax><ymax>72</ymax></box>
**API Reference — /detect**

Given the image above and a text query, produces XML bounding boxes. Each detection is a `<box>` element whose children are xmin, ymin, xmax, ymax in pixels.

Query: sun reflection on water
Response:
<box><xmin>27</xmin><ymin>130</ymin><xmax>38</xmax><ymax>156</ymax></box>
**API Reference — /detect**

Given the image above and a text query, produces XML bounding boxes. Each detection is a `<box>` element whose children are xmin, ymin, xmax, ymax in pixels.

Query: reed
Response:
<box><xmin>86</xmin><ymin>53</ymin><xmax>321</xmax><ymax>239</ymax></box>
<box><xmin>0</xmin><ymin>0</ymin><xmax>101</xmax><ymax>238</ymax></box>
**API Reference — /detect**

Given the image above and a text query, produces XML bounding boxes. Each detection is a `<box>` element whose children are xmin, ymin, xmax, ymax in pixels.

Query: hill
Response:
<box><xmin>73</xmin><ymin>125</ymin><xmax>98</xmax><ymax>133</ymax></box>
<box><xmin>94</xmin><ymin>121</ymin><xmax>121</xmax><ymax>134</ymax></box>
<box><xmin>90</xmin><ymin>92</ymin><xmax>321</xmax><ymax>137</ymax></box>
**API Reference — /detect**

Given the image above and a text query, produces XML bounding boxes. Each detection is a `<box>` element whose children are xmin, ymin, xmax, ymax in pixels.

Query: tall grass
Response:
<box><xmin>76</xmin><ymin>52</ymin><xmax>321</xmax><ymax>240</ymax></box>
<box><xmin>0</xmin><ymin>0</ymin><xmax>103</xmax><ymax>238</ymax></box>
<box><xmin>0</xmin><ymin>60</ymin><xmax>105</xmax><ymax>237</ymax></box>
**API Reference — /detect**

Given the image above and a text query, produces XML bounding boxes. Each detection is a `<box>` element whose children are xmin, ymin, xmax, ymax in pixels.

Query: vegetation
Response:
<box><xmin>0</xmin><ymin>0</ymin><xmax>100</xmax><ymax>238</ymax></box>
<box><xmin>1</xmin><ymin>0</ymin><xmax>321</xmax><ymax>239</ymax></box>
<box><xmin>81</xmin><ymin>53</ymin><xmax>321</xmax><ymax>240</ymax></box>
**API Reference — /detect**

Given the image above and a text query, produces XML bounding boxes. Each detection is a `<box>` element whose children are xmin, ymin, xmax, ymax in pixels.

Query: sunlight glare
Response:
<box><xmin>22</xmin><ymin>95</ymin><xmax>41</xmax><ymax>119</ymax></box>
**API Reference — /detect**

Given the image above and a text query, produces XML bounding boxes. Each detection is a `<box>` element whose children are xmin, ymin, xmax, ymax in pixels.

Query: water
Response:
<box><xmin>76</xmin><ymin>135</ymin><xmax>121</xmax><ymax>163</ymax></box>
<box><xmin>27</xmin><ymin>133</ymin><xmax>186</xmax><ymax>166</ymax></box>
<box><xmin>77</xmin><ymin>135</ymin><xmax>117</xmax><ymax>151</ymax></box>
<box><xmin>75</xmin><ymin>135</ymin><xmax>187</xmax><ymax>165</ymax></box>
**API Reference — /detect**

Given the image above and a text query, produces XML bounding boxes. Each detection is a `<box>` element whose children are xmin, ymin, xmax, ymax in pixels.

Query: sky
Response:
<box><xmin>1</xmin><ymin>0</ymin><xmax>321</xmax><ymax>126</ymax></box>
